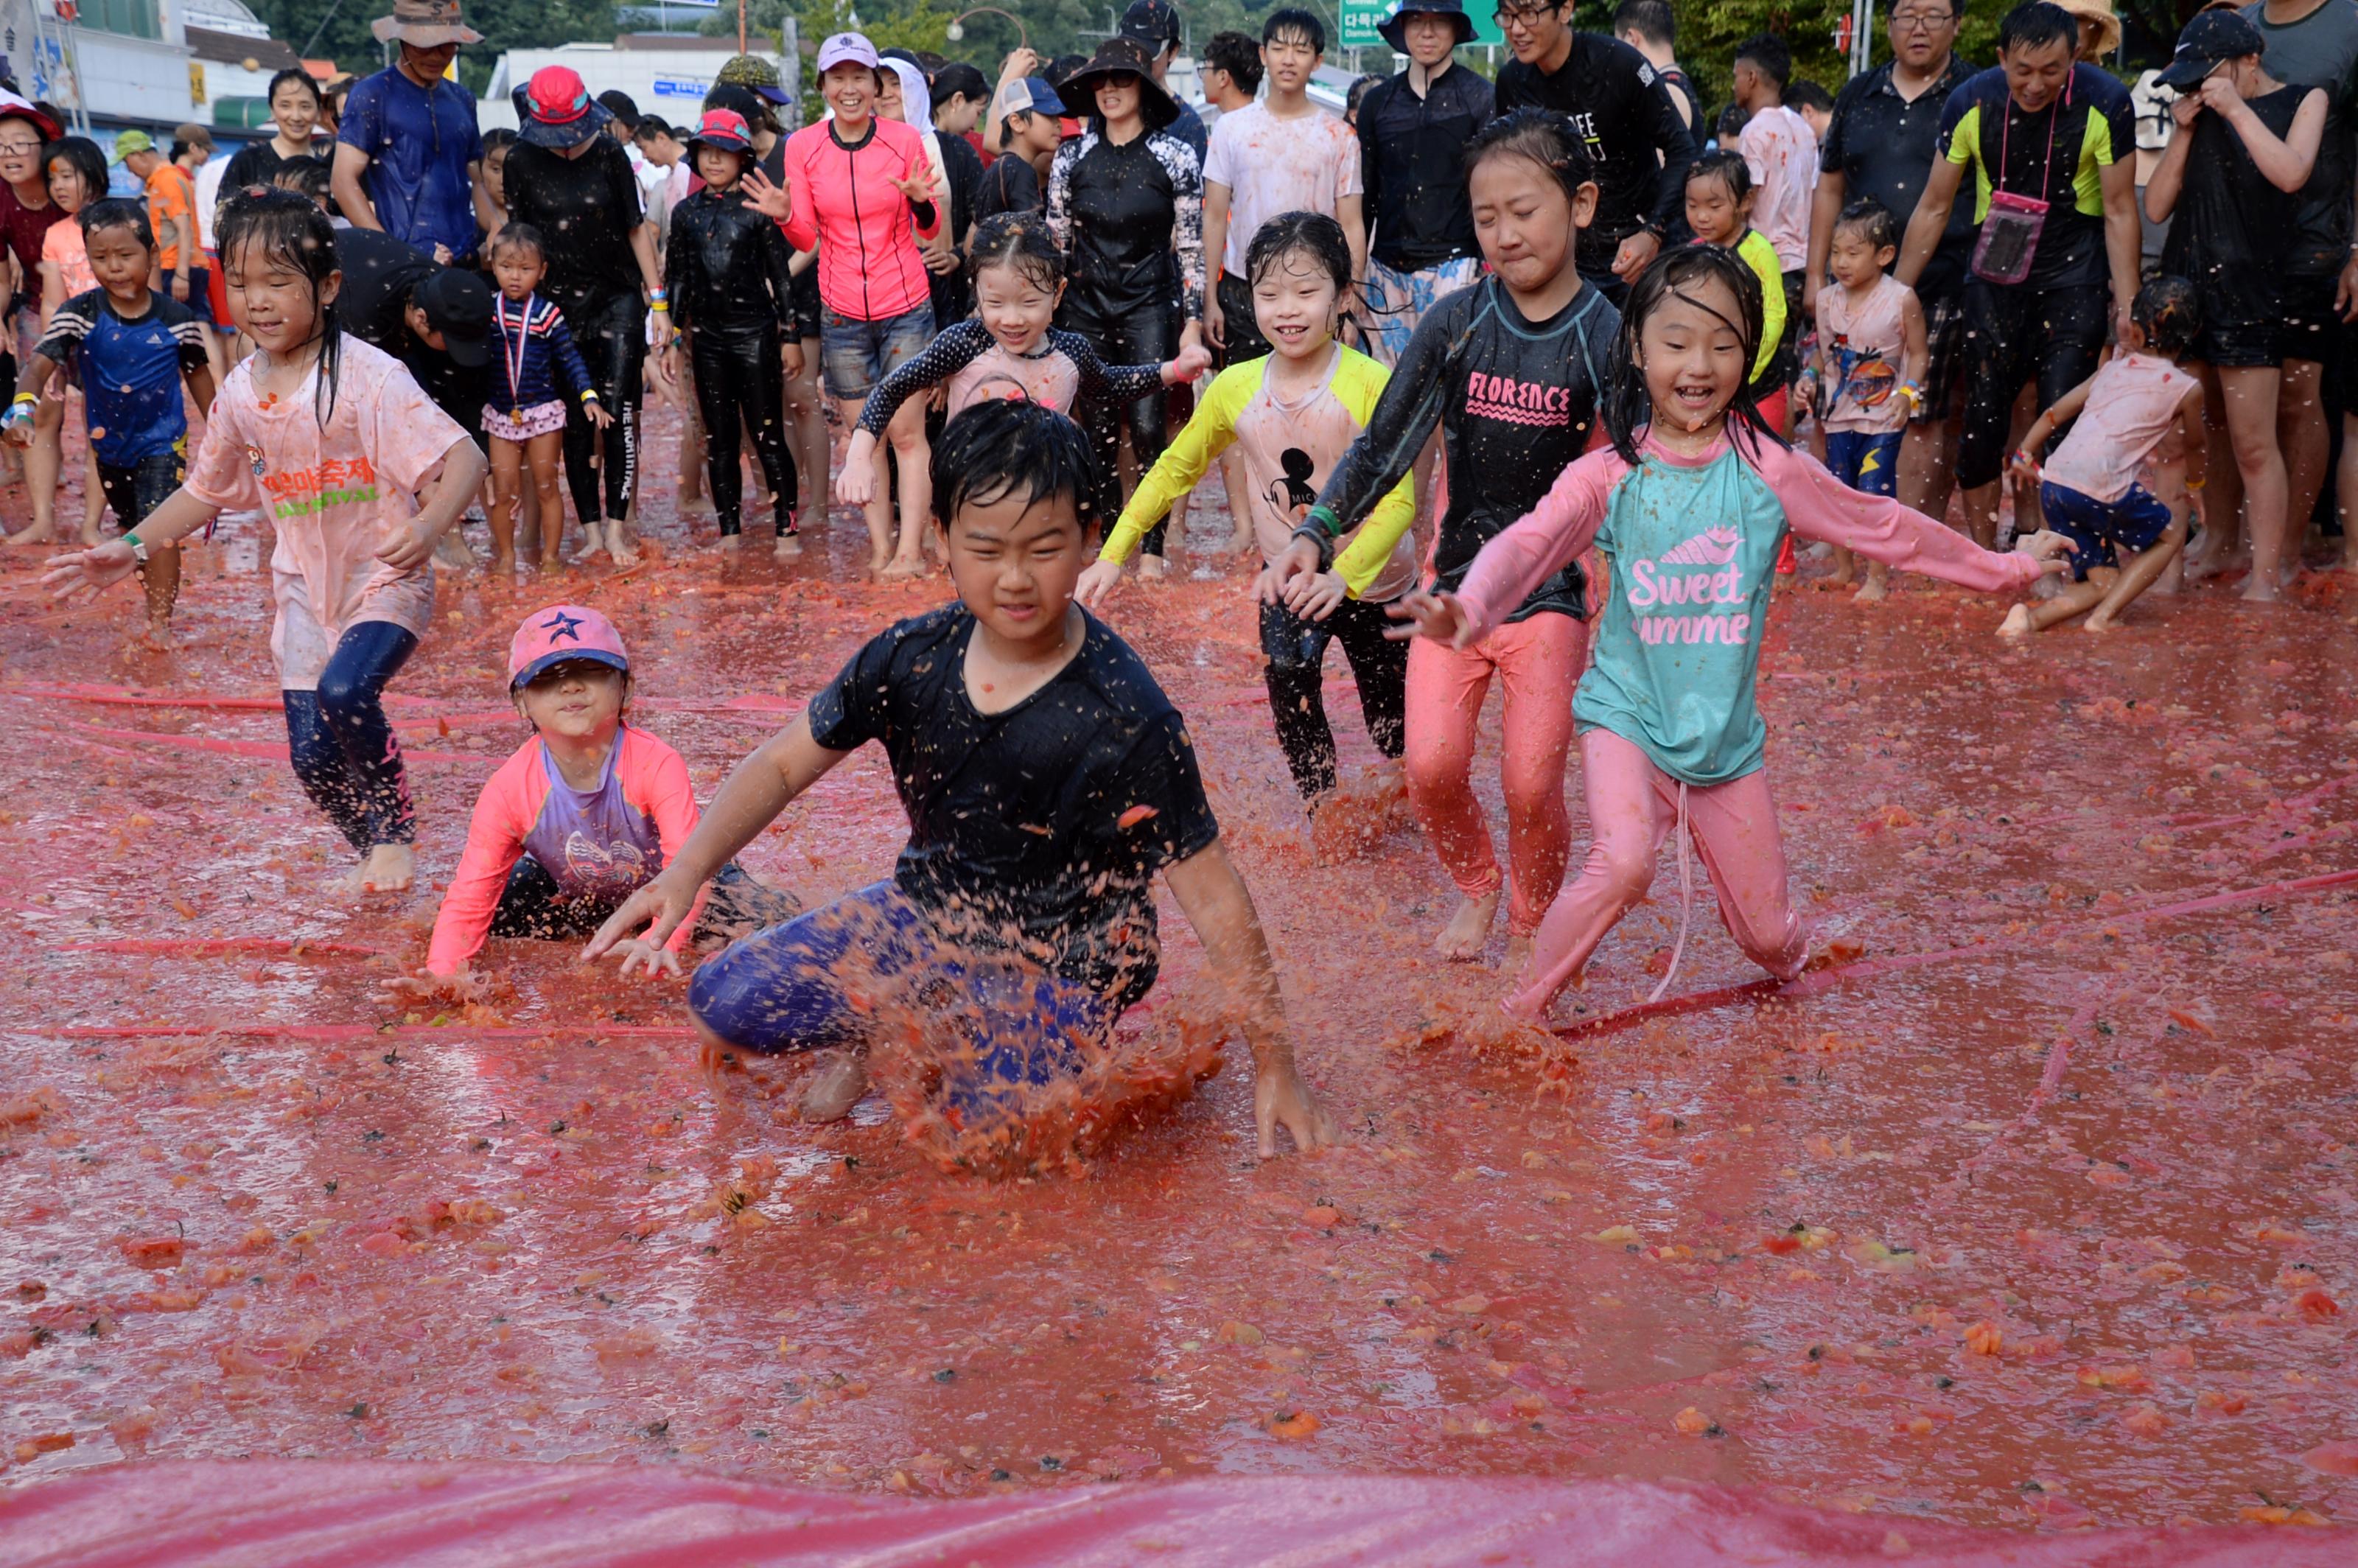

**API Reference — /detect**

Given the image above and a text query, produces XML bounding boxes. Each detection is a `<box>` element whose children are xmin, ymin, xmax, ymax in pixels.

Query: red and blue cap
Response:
<box><xmin>509</xmin><ymin>603</ymin><xmax>630</xmax><ymax>690</ymax></box>
<box><xmin>685</xmin><ymin>107</ymin><xmax>754</xmax><ymax>155</ymax></box>
<box><xmin>519</xmin><ymin>66</ymin><xmax>613</xmax><ymax>150</ymax></box>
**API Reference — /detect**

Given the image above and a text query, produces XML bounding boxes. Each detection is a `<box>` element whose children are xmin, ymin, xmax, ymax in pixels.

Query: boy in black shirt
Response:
<box><xmin>587</xmin><ymin>399</ymin><xmax>1332</xmax><ymax>1159</ymax></box>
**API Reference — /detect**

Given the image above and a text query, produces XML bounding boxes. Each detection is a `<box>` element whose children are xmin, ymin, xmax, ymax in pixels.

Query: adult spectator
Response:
<box><xmin>332</xmin><ymin>221</ymin><xmax>495</xmax><ymax>433</ymax></box>
<box><xmin>1492</xmin><ymin>0</ymin><xmax>1696</xmax><ymax>305</ymax></box>
<box><xmin>1121</xmin><ymin>0</ymin><xmax>1208</xmax><ymax>159</ymax></box>
<box><xmin>503</xmin><ymin>66</ymin><xmax>668</xmax><ymax>565</ymax></box>
<box><xmin>334</xmin><ymin>0</ymin><xmax>486</xmax><ymax>265</ymax></box>
<box><xmin>929</xmin><ymin>63</ymin><xmax>990</xmax><ymax>323</ymax></box>
<box><xmin>221</xmin><ymin>70</ymin><xmax>327</xmax><ymax>193</ymax></box>
<box><xmin>1787</xmin><ymin>78</ymin><xmax>1834</xmax><ymax>144</ymax></box>
<box><xmin>0</xmin><ymin>89</ymin><xmax>63</xmax><ymax>541</ymax></box>
<box><xmin>1049</xmin><ymin>35</ymin><xmax>1206</xmax><ymax>576</ymax></box>
<box><xmin>1199</xmin><ymin>30</ymin><xmax>1263</xmax><ymax>124</ymax></box>
<box><xmin>2240</xmin><ymin>0</ymin><xmax>2358</xmax><ymax>578</ymax></box>
<box><xmin>1358</xmin><ymin>0</ymin><xmax>1492</xmax><ymax>367</ymax></box>
<box><xmin>1610</xmin><ymin>0</ymin><xmax>1701</xmax><ymax>133</ymax></box>
<box><xmin>1897</xmin><ymin>1</ymin><xmax>2138</xmax><ymax>550</ymax></box>
<box><xmin>1811</xmin><ymin>0</ymin><xmax>1975</xmax><ymax>548</ymax></box>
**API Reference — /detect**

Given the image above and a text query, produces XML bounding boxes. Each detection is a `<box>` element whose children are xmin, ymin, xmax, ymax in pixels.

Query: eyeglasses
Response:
<box><xmin>0</xmin><ymin>140</ymin><xmax>42</xmax><ymax>155</ymax></box>
<box><xmin>1890</xmin><ymin>8</ymin><xmax>1956</xmax><ymax>31</ymax></box>
<box><xmin>1491</xmin><ymin>4</ymin><xmax>1560</xmax><ymax>26</ymax></box>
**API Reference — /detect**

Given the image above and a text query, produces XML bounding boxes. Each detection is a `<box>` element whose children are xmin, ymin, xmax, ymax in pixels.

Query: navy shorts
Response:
<box><xmin>164</xmin><ymin>267</ymin><xmax>213</xmax><ymax>325</ymax></box>
<box><xmin>1824</xmin><ymin>429</ymin><xmax>1903</xmax><ymax>499</ymax></box>
<box><xmin>2039</xmin><ymin>478</ymin><xmax>2174</xmax><ymax>580</ymax></box>
<box><xmin>688</xmin><ymin>881</ymin><xmax>1122</xmax><ymax>1110</ymax></box>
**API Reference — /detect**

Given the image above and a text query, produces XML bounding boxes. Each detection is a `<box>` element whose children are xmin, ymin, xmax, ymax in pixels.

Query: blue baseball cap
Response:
<box><xmin>1002</xmin><ymin>76</ymin><xmax>1068</xmax><ymax>117</ymax></box>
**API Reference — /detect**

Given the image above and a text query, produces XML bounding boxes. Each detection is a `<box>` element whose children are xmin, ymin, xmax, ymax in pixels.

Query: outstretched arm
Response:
<box><xmin>1772</xmin><ymin>444</ymin><xmax>2067</xmax><ymax>587</ymax></box>
<box><xmin>1163</xmin><ymin>839</ymin><xmax>1334</xmax><ymax>1159</ymax></box>
<box><xmin>584</xmin><ymin>713</ymin><xmax>849</xmax><ymax>974</ymax></box>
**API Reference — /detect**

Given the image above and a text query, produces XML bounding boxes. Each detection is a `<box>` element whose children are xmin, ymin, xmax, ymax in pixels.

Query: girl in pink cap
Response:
<box><xmin>418</xmin><ymin>604</ymin><xmax>797</xmax><ymax>982</ymax></box>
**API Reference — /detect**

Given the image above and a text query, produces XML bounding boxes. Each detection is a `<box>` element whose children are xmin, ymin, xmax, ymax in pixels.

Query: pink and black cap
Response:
<box><xmin>509</xmin><ymin>604</ymin><xmax>630</xmax><ymax>690</ymax></box>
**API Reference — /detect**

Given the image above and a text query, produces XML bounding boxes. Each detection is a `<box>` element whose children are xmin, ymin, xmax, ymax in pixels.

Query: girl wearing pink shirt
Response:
<box><xmin>424</xmin><ymin>606</ymin><xmax>797</xmax><ymax>979</ymax></box>
<box><xmin>43</xmin><ymin>187</ymin><xmax>489</xmax><ymax>895</ymax></box>
<box><xmin>1391</xmin><ymin>248</ymin><xmax>2072</xmax><ymax>1020</ymax></box>
<box><xmin>749</xmin><ymin>32</ymin><xmax>943</xmax><ymax>578</ymax></box>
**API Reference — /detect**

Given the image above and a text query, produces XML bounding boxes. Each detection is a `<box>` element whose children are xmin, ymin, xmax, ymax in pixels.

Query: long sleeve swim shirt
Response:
<box><xmin>777</xmin><ymin>116</ymin><xmax>942</xmax><ymax>323</ymax></box>
<box><xmin>427</xmin><ymin>725</ymin><xmax>704</xmax><ymax>974</ymax></box>
<box><xmin>854</xmin><ymin>320</ymin><xmax>1166</xmax><ymax>435</ymax></box>
<box><xmin>1455</xmin><ymin>433</ymin><xmax>2042</xmax><ymax>785</ymax></box>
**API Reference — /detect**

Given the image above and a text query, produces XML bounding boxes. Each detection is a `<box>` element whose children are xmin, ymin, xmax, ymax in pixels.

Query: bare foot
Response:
<box><xmin>1435</xmin><ymin>892</ymin><xmax>1501</xmax><ymax>961</ymax></box>
<box><xmin>539</xmin><ymin>550</ymin><xmax>567</xmax><ymax>572</ymax></box>
<box><xmin>718</xmin><ymin>533</ymin><xmax>744</xmax><ymax>552</ymax></box>
<box><xmin>880</xmin><ymin>553</ymin><xmax>928</xmax><ymax>581</ymax></box>
<box><xmin>3</xmin><ymin>522</ymin><xmax>56</xmax><ymax>547</ymax></box>
<box><xmin>2081</xmin><ymin>611</ymin><xmax>2120</xmax><ymax>634</ymax></box>
<box><xmin>799</xmin><ymin>1050</ymin><xmax>868</xmax><ymax>1122</ymax></box>
<box><xmin>773</xmin><ymin>532</ymin><xmax>802</xmax><ymax>560</ymax></box>
<box><xmin>606</xmin><ymin>531</ymin><xmax>640</xmax><ymax>567</ymax></box>
<box><xmin>136</xmin><ymin>620</ymin><xmax>173</xmax><ymax>652</ymax></box>
<box><xmin>1854</xmin><ymin>575</ymin><xmax>1889</xmax><ymax>603</ymax></box>
<box><xmin>489</xmin><ymin>552</ymin><xmax>517</xmax><ymax>578</ymax></box>
<box><xmin>1138</xmin><ymin>553</ymin><xmax>1169</xmax><ymax>583</ymax></box>
<box><xmin>2241</xmin><ymin>575</ymin><xmax>2282</xmax><ymax>604</ymax></box>
<box><xmin>1225</xmin><ymin>529</ymin><xmax>1254</xmax><ymax>555</ymax></box>
<box><xmin>331</xmin><ymin>844</ymin><xmax>416</xmax><ymax>896</ymax></box>
<box><xmin>1502</xmin><ymin>932</ymin><xmax>1532</xmax><ymax>973</ymax></box>
<box><xmin>1997</xmin><ymin>603</ymin><xmax>2032</xmax><ymax>638</ymax></box>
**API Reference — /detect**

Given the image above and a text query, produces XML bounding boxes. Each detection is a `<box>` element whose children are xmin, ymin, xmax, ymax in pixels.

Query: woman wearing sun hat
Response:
<box><xmin>504</xmin><ymin>65</ymin><xmax>671</xmax><ymax>567</ymax></box>
<box><xmin>1046</xmin><ymin>35</ymin><xmax>1206</xmax><ymax>576</ymax></box>
<box><xmin>747</xmin><ymin>32</ymin><xmax>945</xmax><ymax>577</ymax></box>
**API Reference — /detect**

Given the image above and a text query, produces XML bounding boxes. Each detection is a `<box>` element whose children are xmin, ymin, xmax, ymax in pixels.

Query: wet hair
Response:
<box><xmin>1786</xmin><ymin>78</ymin><xmax>1833</xmax><ymax>115</ymax></box>
<box><xmin>934</xmin><ymin>63</ymin><xmax>988</xmax><ymax>105</ymax></box>
<box><xmin>490</xmin><ymin>223</ymin><xmax>546</xmax><ymax>264</ymax></box>
<box><xmin>932</xmin><ymin>398</ymin><xmax>1101</xmax><ymax>535</ymax></box>
<box><xmin>1998</xmin><ymin>1</ymin><xmax>2078</xmax><ymax>55</ymax></box>
<box><xmin>1203</xmin><ymin>31</ymin><xmax>1264</xmax><ymax>94</ymax></box>
<box><xmin>1733</xmin><ymin>32</ymin><xmax>1792</xmax><ymax>90</ymax></box>
<box><xmin>1833</xmin><ymin>196</ymin><xmax>1897</xmax><ymax>251</ymax></box>
<box><xmin>596</xmin><ymin>90</ymin><xmax>641</xmax><ymax>132</ymax></box>
<box><xmin>1612</xmin><ymin>0</ymin><xmax>1676</xmax><ymax>47</ymax></box>
<box><xmin>77</xmin><ymin>195</ymin><xmax>151</xmax><ymax>250</ymax></box>
<box><xmin>1346</xmin><ymin>74</ymin><xmax>1382</xmax><ymax>118</ymax></box>
<box><xmin>631</xmin><ymin>117</ymin><xmax>676</xmax><ymax>146</ymax></box>
<box><xmin>1713</xmin><ymin>102</ymin><xmax>1747</xmax><ymax>142</ymax></box>
<box><xmin>2133</xmin><ymin>274</ymin><xmax>2201</xmax><ymax>355</ymax></box>
<box><xmin>483</xmin><ymin>127</ymin><xmax>518</xmax><ymax>158</ymax></box>
<box><xmin>216</xmin><ymin>185</ymin><xmax>343</xmax><ymax>430</ymax></box>
<box><xmin>270</xmin><ymin>154</ymin><xmax>333</xmax><ymax>206</ymax></box>
<box><xmin>1264</xmin><ymin>7</ymin><xmax>1327</xmax><ymax>52</ymax></box>
<box><xmin>1463</xmin><ymin>108</ymin><xmax>1598</xmax><ymax>211</ymax></box>
<box><xmin>1601</xmin><ymin>246</ymin><xmax>1788</xmax><ymax>465</ymax></box>
<box><xmin>266</xmin><ymin>67</ymin><xmax>322</xmax><ymax>109</ymax></box>
<box><xmin>966</xmin><ymin>210</ymin><xmax>1065</xmax><ymax>295</ymax></box>
<box><xmin>1684</xmin><ymin>147</ymin><xmax>1753</xmax><ymax>204</ymax></box>
<box><xmin>703</xmin><ymin>82</ymin><xmax>779</xmax><ymax>137</ymax></box>
<box><xmin>1246</xmin><ymin>209</ymin><xmax>1352</xmax><ymax>298</ymax></box>
<box><xmin>1046</xmin><ymin>54</ymin><xmax>1090</xmax><ymax>92</ymax></box>
<box><xmin>43</xmin><ymin>136</ymin><xmax>108</xmax><ymax>207</ymax></box>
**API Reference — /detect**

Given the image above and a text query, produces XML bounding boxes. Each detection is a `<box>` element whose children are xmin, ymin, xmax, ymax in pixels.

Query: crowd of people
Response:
<box><xmin>13</xmin><ymin>0</ymin><xmax>2354</xmax><ymax>1155</ymax></box>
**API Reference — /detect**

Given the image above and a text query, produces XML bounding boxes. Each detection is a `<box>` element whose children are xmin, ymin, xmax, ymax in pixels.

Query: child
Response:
<box><xmin>4</xmin><ymin>136</ymin><xmax>110</xmax><ymax>551</ymax></box>
<box><xmin>5</xmin><ymin>199</ymin><xmax>215</xmax><ymax>643</ymax></box>
<box><xmin>661</xmin><ymin>108</ymin><xmax>801</xmax><ymax>556</ymax></box>
<box><xmin>1079</xmin><ymin>211</ymin><xmax>1415</xmax><ymax>808</ymax></box>
<box><xmin>1389</xmin><ymin>247</ymin><xmax>2071</xmax><ymax>1020</ymax></box>
<box><xmin>2002</xmin><ymin>276</ymin><xmax>2206</xmax><ymax>637</ymax></box>
<box><xmin>43</xmin><ymin>186</ymin><xmax>489</xmax><ymax>895</ymax></box>
<box><xmin>483</xmin><ymin>223</ymin><xmax>611</xmax><ymax>574</ymax></box>
<box><xmin>583</xmin><ymin>398</ymin><xmax>1331</xmax><ymax>1158</ymax></box>
<box><xmin>475</xmin><ymin>127</ymin><xmax>518</xmax><ymax>247</ymax></box>
<box><xmin>1684</xmin><ymin>150</ymin><xmax>1788</xmax><ymax>429</ymax></box>
<box><xmin>423</xmin><ymin>604</ymin><xmax>797</xmax><ymax>980</ymax></box>
<box><xmin>1808</xmin><ymin>198</ymin><xmax>1926</xmax><ymax>601</ymax></box>
<box><xmin>836</xmin><ymin>213</ymin><xmax>1207</xmax><ymax>513</ymax></box>
<box><xmin>1267</xmin><ymin>111</ymin><xmax>1619</xmax><ymax>964</ymax></box>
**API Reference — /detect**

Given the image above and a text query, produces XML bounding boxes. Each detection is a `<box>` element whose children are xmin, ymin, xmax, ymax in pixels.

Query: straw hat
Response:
<box><xmin>370</xmin><ymin>0</ymin><xmax>482</xmax><ymax>49</ymax></box>
<box><xmin>2053</xmin><ymin>0</ymin><xmax>2121</xmax><ymax>58</ymax></box>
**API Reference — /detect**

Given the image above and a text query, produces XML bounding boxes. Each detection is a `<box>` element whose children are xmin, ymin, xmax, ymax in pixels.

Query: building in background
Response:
<box><xmin>0</xmin><ymin>0</ymin><xmax>304</xmax><ymax>140</ymax></box>
<box><xmin>480</xmin><ymin>32</ymin><xmax>794</xmax><ymax>131</ymax></box>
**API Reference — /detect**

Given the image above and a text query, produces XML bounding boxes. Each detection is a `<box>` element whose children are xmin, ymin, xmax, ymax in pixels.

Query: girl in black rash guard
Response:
<box><xmin>1270</xmin><ymin>111</ymin><xmax>1618</xmax><ymax>965</ymax></box>
<box><xmin>1047</xmin><ymin>38</ymin><xmax>1206</xmax><ymax>578</ymax></box>
<box><xmin>662</xmin><ymin>108</ymin><xmax>801</xmax><ymax>553</ymax></box>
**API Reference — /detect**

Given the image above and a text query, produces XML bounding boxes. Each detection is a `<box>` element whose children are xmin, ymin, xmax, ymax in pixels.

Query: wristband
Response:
<box><xmin>1304</xmin><ymin>503</ymin><xmax>1343</xmax><ymax>539</ymax></box>
<box><xmin>1898</xmin><ymin>381</ymin><xmax>1924</xmax><ymax>407</ymax></box>
<box><xmin>648</xmin><ymin>287</ymin><xmax>668</xmax><ymax>302</ymax></box>
<box><xmin>10</xmin><ymin>391</ymin><xmax>35</xmax><ymax>405</ymax></box>
<box><xmin>122</xmin><ymin>531</ymin><xmax>150</xmax><ymax>564</ymax></box>
<box><xmin>2186</xmin><ymin>475</ymin><xmax>2206</xmax><ymax>491</ymax></box>
<box><xmin>1289</xmin><ymin>520</ymin><xmax>1337</xmax><ymax>573</ymax></box>
<box><xmin>581</xmin><ymin>389</ymin><xmax>601</xmax><ymax>403</ymax></box>
<box><xmin>650</xmin><ymin>301</ymin><xmax>670</xmax><ymax>314</ymax></box>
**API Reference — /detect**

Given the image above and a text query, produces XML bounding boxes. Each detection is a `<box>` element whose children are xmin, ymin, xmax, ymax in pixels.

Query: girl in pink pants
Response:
<box><xmin>1391</xmin><ymin>248</ymin><xmax>2073</xmax><ymax>1019</ymax></box>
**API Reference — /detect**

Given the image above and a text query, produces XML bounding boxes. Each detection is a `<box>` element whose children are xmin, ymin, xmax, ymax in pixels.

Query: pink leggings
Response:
<box><xmin>1403</xmin><ymin>613</ymin><xmax>1586</xmax><ymax>937</ymax></box>
<box><xmin>1508</xmin><ymin>727</ymin><xmax>1810</xmax><ymax>1018</ymax></box>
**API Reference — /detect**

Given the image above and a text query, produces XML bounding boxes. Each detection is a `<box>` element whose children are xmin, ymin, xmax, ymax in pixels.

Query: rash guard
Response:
<box><xmin>428</xmin><ymin>725</ymin><xmax>704</xmax><ymax>974</ymax></box>
<box><xmin>1301</xmin><ymin>275</ymin><xmax>1619</xmax><ymax>623</ymax></box>
<box><xmin>1455</xmin><ymin>431</ymin><xmax>2040</xmax><ymax>785</ymax></box>
<box><xmin>854</xmin><ymin>319</ymin><xmax>1166</xmax><ymax>435</ymax></box>
<box><xmin>777</xmin><ymin>116</ymin><xmax>942</xmax><ymax>323</ymax></box>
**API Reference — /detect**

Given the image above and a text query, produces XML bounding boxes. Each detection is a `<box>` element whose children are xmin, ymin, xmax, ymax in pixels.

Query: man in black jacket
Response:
<box><xmin>1358</xmin><ymin>0</ymin><xmax>1493</xmax><ymax>368</ymax></box>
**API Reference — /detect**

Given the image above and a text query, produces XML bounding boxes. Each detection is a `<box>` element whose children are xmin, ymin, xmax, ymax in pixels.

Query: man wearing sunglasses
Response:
<box><xmin>1490</xmin><ymin>0</ymin><xmax>1696</xmax><ymax>307</ymax></box>
<box><xmin>1808</xmin><ymin>0</ymin><xmax>1976</xmax><ymax>571</ymax></box>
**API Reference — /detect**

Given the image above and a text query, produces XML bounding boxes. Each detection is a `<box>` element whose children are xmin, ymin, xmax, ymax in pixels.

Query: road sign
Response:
<box><xmin>1339</xmin><ymin>0</ymin><xmax>1505</xmax><ymax>51</ymax></box>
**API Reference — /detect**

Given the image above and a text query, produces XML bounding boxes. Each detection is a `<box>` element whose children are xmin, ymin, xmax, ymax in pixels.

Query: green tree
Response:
<box><xmin>247</xmin><ymin>0</ymin><xmax>623</xmax><ymax>95</ymax></box>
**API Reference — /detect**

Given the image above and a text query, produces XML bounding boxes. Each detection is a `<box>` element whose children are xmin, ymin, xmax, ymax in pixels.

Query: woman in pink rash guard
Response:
<box><xmin>1391</xmin><ymin>248</ymin><xmax>2074</xmax><ymax>1020</ymax></box>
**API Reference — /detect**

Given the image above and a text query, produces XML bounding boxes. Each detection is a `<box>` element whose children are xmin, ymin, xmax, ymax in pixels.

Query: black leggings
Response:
<box><xmin>282</xmin><ymin>621</ymin><xmax>417</xmax><ymax>853</ymax></box>
<box><xmin>1957</xmin><ymin>280</ymin><xmax>2108</xmax><ymax>491</ymax></box>
<box><xmin>1259</xmin><ymin>592</ymin><xmax>1409</xmax><ymax>802</ymax></box>
<box><xmin>560</xmin><ymin>291</ymin><xmax>647</xmax><ymax>525</ymax></box>
<box><xmin>690</xmin><ymin>324</ymin><xmax>797</xmax><ymax>538</ymax></box>
<box><xmin>1067</xmin><ymin>298</ymin><xmax>1176</xmax><ymax>554</ymax></box>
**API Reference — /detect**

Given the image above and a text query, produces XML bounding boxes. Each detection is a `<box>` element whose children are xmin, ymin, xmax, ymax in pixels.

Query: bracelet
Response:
<box><xmin>122</xmin><ymin>531</ymin><xmax>149</xmax><ymax>563</ymax></box>
<box><xmin>648</xmin><ymin>287</ymin><xmax>668</xmax><ymax>303</ymax></box>
<box><xmin>2186</xmin><ymin>475</ymin><xmax>2206</xmax><ymax>491</ymax></box>
<box><xmin>650</xmin><ymin>301</ymin><xmax>670</xmax><ymax>314</ymax></box>
<box><xmin>580</xmin><ymin>390</ymin><xmax>601</xmax><ymax>403</ymax></box>
<box><xmin>10</xmin><ymin>391</ymin><xmax>35</xmax><ymax>405</ymax></box>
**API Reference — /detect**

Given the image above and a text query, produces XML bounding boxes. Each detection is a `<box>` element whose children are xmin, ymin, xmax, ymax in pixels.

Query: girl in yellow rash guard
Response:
<box><xmin>1076</xmin><ymin>211</ymin><xmax>1416</xmax><ymax>807</ymax></box>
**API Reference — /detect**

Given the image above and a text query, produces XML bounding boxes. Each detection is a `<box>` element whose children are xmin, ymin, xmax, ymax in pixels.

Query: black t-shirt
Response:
<box><xmin>2244</xmin><ymin>0</ymin><xmax>2358</xmax><ymax>276</ymax></box>
<box><xmin>332</xmin><ymin>222</ymin><xmax>440</xmax><ymax>353</ymax></box>
<box><xmin>931</xmin><ymin>126</ymin><xmax>986</xmax><ymax>323</ymax></box>
<box><xmin>1821</xmin><ymin>55</ymin><xmax>1977</xmax><ymax>303</ymax></box>
<box><xmin>1315</xmin><ymin>275</ymin><xmax>1619</xmax><ymax>622</ymax></box>
<box><xmin>1359</xmin><ymin>62</ymin><xmax>1493</xmax><ymax>270</ymax></box>
<box><xmin>1492</xmin><ymin>34</ymin><xmax>1698</xmax><ymax>277</ymax></box>
<box><xmin>974</xmin><ymin>152</ymin><xmax>1043</xmax><ymax>223</ymax></box>
<box><xmin>2163</xmin><ymin>83</ymin><xmax>2313</xmax><ymax>325</ymax></box>
<box><xmin>805</xmin><ymin>603</ymin><xmax>1220</xmax><ymax>1004</ymax></box>
<box><xmin>1936</xmin><ymin>66</ymin><xmax>2133</xmax><ymax>293</ymax></box>
<box><xmin>502</xmin><ymin>138</ymin><xmax>647</xmax><ymax>319</ymax></box>
<box><xmin>221</xmin><ymin>139</ymin><xmax>295</xmax><ymax>197</ymax></box>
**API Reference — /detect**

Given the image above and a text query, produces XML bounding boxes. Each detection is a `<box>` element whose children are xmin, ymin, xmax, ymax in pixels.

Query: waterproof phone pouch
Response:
<box><xmin>1972</xmin><ymin>190</ymin><xmax>2049</xmax><ymax>285</ymax></box>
